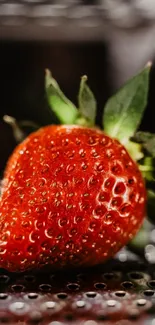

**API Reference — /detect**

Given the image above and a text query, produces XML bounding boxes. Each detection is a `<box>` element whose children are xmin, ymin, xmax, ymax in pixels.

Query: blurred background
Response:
<box><xmin>0</xmin><ymin>0</ymin><xmax>155</xmax><ymax>172</ymax></box>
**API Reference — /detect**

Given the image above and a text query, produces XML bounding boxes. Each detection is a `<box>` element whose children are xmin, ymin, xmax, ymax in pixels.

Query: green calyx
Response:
<box><xmin>45</xmin><ymin>63</ymin><xmax>153</xmax><ymax>167</ymax></box>
<box><xmin>45</xmin><ymin>70</ymin><xmax>96</xmax><ymax>127</ymax></box>
<box><xmin>45</xmin><ymin>62</ymin><xmax>155</xmax><ymax>224</ymax></box>
<box><xmin>103</xmin><ymin>63</ymin><xmax>151</xmax><ymax>145</ymax></box>
<box><xmin>45</xmin><ymin>69</ymin><xmax>78</xmax><ymax>125</ymax></box>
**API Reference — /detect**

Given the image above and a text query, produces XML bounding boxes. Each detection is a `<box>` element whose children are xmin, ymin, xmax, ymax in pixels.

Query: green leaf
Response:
<box><xmin>125</xmin><ymin>141</ymin><xmax>144</xmax><ymax>161</ymax></box>
<box><xmin>103</xmin><ymin>63</ymin><xmax>151</xmax><ymax>145</ymax></box>
<box><xmin>78</xmin><ymin>75</ymin><xmax>97</xmax><ymax>126</ymax></box>
<box><xmin>144</xmin><ymin>137</ymin><xmax>155</xmax><ymax>158</ymax></box>
<box><xmin>134</xmin><ymin>131</ymin><xmax>155</xmax><ymax>143</ymax></box>
<box><xmin>45</xmin><ymin>70</ymin><xmax>78</xmax><ymax>125</ymax></box>
<box><xmin>147</xmin><ymin>189</ymin><xmax>155</xmax><ymax>224</ymax></box>
<box><xmin>139</xmin><ymin>157</ymin><xmax>155</xmax><ymax>181</ymax></box>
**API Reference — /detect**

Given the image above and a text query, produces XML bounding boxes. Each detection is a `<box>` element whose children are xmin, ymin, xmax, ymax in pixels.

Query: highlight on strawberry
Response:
<box><xmin>0</xmin><ymin>63</ymin><xmax>154</xmax><ymax>272</ymax></box>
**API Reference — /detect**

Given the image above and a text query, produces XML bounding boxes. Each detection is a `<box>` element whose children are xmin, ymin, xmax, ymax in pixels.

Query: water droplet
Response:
<box><xmin>0</xmin><ymin>248</ymin><xmax>6</xmax><ymax>254</ymax></box>
<box><xmin>79</xmin><ymin>149</ymin><xmax>86</xmax><ymax>157</ymax></box>
<box><xmin>39</xmin><ymin>178</ymin><xmax>46</xmax><ymax>187</ymax></box>
<box><xmin>82</xmin><ymin>163</ymin><xmax>88</xmax><ymax>170</ymax></box>
<box><xmin>66</xmin><ymin>165</ymin><xmax>75</xmax><ymax>173</ymax></box>
<box><xmin>58</xmin><ymin>218</ymin><xmax>67</xmax><ymax>227</ymax></box>
<box><xmin>45</xmin><ymin>228</ymin><xmax>53</xmax><ymax>238</ymax></box>
<box><xmin>65</xmin><ymin>150</ymin><xmax>74</xmax><ymax>158</ymax></box>
<box><xmin>30</xmin><ymin>232</ymin><xmax>40</xmax><ymax>241</ymax></box>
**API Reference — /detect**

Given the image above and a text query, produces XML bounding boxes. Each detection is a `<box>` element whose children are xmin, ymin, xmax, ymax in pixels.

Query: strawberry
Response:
<box><xmin>0</xmin><ymin>64</ymin><xmax>154</xmax><ymax>272</ymax></box>
<box><xmin>0</xmin><ymin>125</ymin><xmax>146</xmax><ymax>271</ymax></box>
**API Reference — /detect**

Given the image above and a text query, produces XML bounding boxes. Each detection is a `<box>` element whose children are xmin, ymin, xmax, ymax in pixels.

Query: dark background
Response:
<box><xmin>0</xmin><ymin>41</ymin><xmax>155</xmax><ymax>175</ymax></box>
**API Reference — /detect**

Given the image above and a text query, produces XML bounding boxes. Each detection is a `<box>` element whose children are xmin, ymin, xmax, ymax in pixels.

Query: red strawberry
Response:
<box><xmin>0</xmin><ymin>125</ymin><xmax>146</xmax><ymax>272</ymax></box>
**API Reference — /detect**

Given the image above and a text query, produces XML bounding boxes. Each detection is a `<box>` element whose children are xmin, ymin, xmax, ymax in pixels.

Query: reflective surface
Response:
<box><xmin>0</xmin><ymin>248</ymin><xmax>155</xmax><ymax>324</ymax></box>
